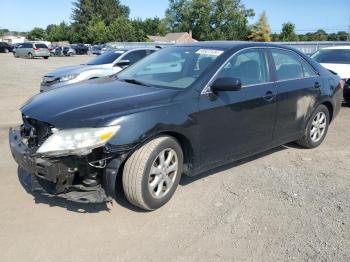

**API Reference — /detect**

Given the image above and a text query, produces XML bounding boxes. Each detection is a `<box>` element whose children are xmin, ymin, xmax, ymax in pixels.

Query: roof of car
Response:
<box><xmin>175</xmin><ymin>41</ymin><xmax>297</xmax><ymax>50</ymax></box>
<box><xmin>321</xmin><ymin>46</ymin><xmax>350</xmax><ymax>50</ymax></box>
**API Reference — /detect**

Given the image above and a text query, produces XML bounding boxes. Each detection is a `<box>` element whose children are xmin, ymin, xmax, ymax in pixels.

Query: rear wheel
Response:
<box><xmin>4</xmin><ymin>48</ymin><xmax>9</xmax><ymax>53</ymax></box>
<box><xmin>297</xmin><ymin>104</ymin><xmax>329</xmax><ymax>148</ymax></box>
<box><xmin>44</xmin><ymin>56</ymin><xmax>49</xmax><ymax>59</ymax></box>
<box><xmin>122</xmin><ymin>136</ymin><xmax>183</xmax><ymax>210</ymax></box>
<box><xmin>27</xmin><ymin>53</ymin><xmax>33</xmax><ymax>59</ymax></box>
<box><xmin>13</xmin><ymin>52</ymin><xmax>18</xmax><ymax>58</ymax></box>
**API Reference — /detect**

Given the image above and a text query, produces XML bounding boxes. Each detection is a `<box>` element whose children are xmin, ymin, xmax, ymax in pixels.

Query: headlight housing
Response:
<box><xmin>59</xmin><ymin>74</ymin><xmax>78</xmax><ymax>82</ymax></box>
<box><xmin>37</xmin><ymin>126</ymin><xmax>120</xmax><ymax>156</ymax></box>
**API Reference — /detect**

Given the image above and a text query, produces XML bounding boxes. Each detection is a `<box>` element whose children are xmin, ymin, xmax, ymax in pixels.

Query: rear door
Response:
<box><xmin>269</xmin><ymin>48</ymin><xmax>321</xmax><ymax>142</ymax></box>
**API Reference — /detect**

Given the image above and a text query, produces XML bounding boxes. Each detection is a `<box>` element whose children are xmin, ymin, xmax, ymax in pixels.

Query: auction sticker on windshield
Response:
<box><xmin>196</xmin><ymin>49</ymin><xmax>224</xmax><ymax>56</ymax></box>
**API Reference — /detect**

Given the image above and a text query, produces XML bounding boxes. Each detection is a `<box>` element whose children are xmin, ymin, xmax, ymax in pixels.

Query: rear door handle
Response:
<box><xmin>314</xmin><ymin>82</ymin><xmax>321</xmax><ymax>89</ymax></box>
<box><xmin>263</xmin><ymin>91</ymin><xmax>275</xmax><ymax>101</ymax></box>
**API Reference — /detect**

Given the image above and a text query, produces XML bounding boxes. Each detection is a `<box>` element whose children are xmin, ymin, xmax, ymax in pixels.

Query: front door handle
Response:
<box><xmin>263</xmin><ymin>91</ymin><xmax>275</xmax><ymax>101</ymax></box>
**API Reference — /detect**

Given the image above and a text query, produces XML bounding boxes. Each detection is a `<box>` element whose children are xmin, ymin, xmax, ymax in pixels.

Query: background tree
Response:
<box><xmin>248</xmin><ymin>11</ymin><xmax>271</xmax><ymax>42</ymax></box>
<box><xmin>165</xmin><ymin>0</ymin><xmax>254</xmax><ymax>41</ymax></box>
<box><xmin>71</xmin><ymin>0</ymin><xmax>129</xmax><ymax>42</ymax></box>
<box><xmin>27</xmin><ymin>27</ymin><xmax>47</xmax><ymax>40</ymax></box>
<box><xmin>279</xmin><ymin>22</ymin><xmax>298</xmax><ymax>41</ymax></box>
<box><xmin>46</xmin><ymin>22</ymin><xmax>71</xmax><ymax>42</ymax></box>
<box><xmin>86</xmin><ymin>17</ymin><xmax>108</xmax><ymax>43</ymax></box>
<box><xmin>108</xmin><ymin>17</ymin><xmax>136</xmax><ymax>42</ymax></box>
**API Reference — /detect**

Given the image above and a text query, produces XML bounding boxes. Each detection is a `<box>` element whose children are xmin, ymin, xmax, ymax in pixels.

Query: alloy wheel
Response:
<box><xmin>310</xmin><ymin>112</ymin><xmax>327</xmax><ymax>143</ymax></box>
<box><xmin>148</xmin><ymin>148</ymin><xmax>178</xmax><ymax>199</ymax></box>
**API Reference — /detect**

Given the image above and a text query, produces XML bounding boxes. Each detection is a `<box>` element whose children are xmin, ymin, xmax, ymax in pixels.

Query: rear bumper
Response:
<box><xmin>9</xmin><ymin>126</ymin><xmax>112</xmax><ymax>203</ymax></box>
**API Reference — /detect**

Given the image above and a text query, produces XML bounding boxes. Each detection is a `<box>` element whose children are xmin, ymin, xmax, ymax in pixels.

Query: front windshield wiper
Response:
<box><xmin>120</xmin><ymin>78</ymin><xmax>151</xmax><ymax>87</ymax></box>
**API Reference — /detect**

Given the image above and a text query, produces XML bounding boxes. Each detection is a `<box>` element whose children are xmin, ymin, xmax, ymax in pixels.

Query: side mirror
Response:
<box><xmin>115</xmin><ymin>59</ymin><xmax>130</xmax><ymax>67</ymax></box>
<box><xmin>210</xmin><ymin>77</ymin><xmax>242</xmax><ymax>93</ymax></box>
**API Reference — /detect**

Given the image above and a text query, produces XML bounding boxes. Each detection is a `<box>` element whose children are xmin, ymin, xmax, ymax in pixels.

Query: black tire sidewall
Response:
<box><xmin>141</xmin><ymin>137</ymin><xmax>183</xmax><ymax>210</ymax></box>
<box><xmin>305</xmin><ymin>105</ymin><xmax>330</xmax><ymax>148</ymax></box>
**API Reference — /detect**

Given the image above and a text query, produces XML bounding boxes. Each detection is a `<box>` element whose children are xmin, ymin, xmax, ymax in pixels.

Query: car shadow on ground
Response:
<box><xmin>17</xmin><ymin>144</ymin><xmax>292</xmax><ymax>213</ymax></box>
<box><xmin>179</xmin><ymin>144</ymin><xmax>289</xmax><ymax>186</ymax></box>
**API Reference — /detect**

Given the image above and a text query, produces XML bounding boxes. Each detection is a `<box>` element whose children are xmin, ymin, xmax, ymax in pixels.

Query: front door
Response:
<box><xmin>197</xmin><ymin>48</ymin><xmax>277</xmax><ymax>167</ymax></box>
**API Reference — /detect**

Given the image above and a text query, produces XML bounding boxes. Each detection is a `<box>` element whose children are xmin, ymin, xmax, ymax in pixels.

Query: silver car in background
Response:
<box><xmin>40</xmin><ymin>47</ymin><xmax>158</xmax><ymax>92</ymax></box>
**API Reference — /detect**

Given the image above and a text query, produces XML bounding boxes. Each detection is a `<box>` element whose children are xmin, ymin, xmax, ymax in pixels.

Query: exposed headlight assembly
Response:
<box><xmin>59</xmin><ymin>74</ymin><xmax>78</xmax><ymax>82</ymax></box>
<box><xmin>37</xmin><ymin>126</ymin><xmax>120</xmax><ymax>156</ymax></box>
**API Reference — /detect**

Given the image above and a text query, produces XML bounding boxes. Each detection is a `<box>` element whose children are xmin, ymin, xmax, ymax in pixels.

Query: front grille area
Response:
<box><xmin>21</xmin><ymin>115</ymin><xmax>53</xmax><ymax>149</ymax></box>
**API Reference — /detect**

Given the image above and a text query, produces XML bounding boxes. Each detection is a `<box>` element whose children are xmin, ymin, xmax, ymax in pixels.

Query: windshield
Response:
<box><xmin>117</xmin><ymin>46</ymin><xmax>224</xmax><ymax>89</ymax></box>
<box><xmin>87</xmin><ymin>50</ymin><xmax>125</xmax><ymax>65</ymax></box>
<box><xmin>311</xmin><ymin>49</ymin><xmax>350</xmax><ymax>64</ymax></box>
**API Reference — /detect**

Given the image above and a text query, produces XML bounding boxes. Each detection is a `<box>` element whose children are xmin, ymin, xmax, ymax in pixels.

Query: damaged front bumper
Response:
<box><xmin>9</xmin><ymin>126</ymin><xmax>123</xmax><ymax>204</ymax></box>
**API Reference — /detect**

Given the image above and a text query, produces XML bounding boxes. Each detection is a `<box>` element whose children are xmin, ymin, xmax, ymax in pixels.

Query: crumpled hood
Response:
<box><xmin>21</xmin><ymin>77</ymin><xmax>179</xmax><ymax>128</ymax></box>
<box><xmin>320</xmin><ymin>63</ymin><xmax>350</xmax><ymax>79</ymax></box>
<box><xmin>44</xmin><ymin>64</ymin><xmax>110</xmax><ymax>78</ymax></box>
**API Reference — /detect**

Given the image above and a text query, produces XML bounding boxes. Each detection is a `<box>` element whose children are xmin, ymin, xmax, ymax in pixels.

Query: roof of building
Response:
<box><xmin>148</xmin><ymin>32</ymin><xmax>194</xmax><ymax>43</ymax></box>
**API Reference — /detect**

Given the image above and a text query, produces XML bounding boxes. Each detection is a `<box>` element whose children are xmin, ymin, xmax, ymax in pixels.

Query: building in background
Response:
<box><xmin>0</xmin><ymin>35</ymin><xmax>26</xmax><ymax>44</ymax></box>
<box><xmin>148</xmin><ymin>32</ymin><xmax>196</xmax><ymax>44</ymax></box>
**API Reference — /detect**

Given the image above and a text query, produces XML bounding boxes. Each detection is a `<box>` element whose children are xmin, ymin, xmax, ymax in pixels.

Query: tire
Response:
<box><xmin>27</xmin><ymin>53</ymin><xmax>33</xmax><ymax>59</ymax></box>
<box><xmin>122</xmin><ymin>136</ymin><xmax>183</xmax><ymax>210</ymax></box>
<box><xmin>13</xmin><ymin>52</ymin><xmax>18</xmax><ymax>58</ymax></box>
<box><xmin>297</xmin><ymin>104</ymin><xmax>330</xmax><ymax>149</ymax></box>
<box><xmin>4</xmin><ymin>48</ymin><xmax>9</xmax><ymax>53</ymax></box>
<box><xmin>69</xmin><ymin>52</ymin><xmax>73</xmax><ymax>56</ymax></box>
<box><xmin>44</xmin><ymin>56</ymin><xmax>49</xmax><ymax>59</ymax></box>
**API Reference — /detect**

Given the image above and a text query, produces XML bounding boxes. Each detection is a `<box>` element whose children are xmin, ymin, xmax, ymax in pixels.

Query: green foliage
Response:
<box><xmin>165</xmin><ymin>0</ymin><xmax>254</xmax><ymax>41</ymax></box>
<box><xmin>71</xmin><ymin>0</ymin><xmax>130</xmax><ymax>42</ymax></box>
<box><xmin>0</xmin><ymin>28</ymin><xmax>10</xmax><ymax>37</ymax></box>
<box><xmin>108</xmin><ymin>17</ymin><xmax>137</xmax><ymax>42</ymax></box>
<box><xmin>248</xmin><ymin>11</ymin><xmax>271</xmax><ymax>42</ymax></box>
<box><xmin>46</xmin><ymin>22</ymin><xmax>71</xmax><ymax>42</ymax></box>
<box><xmin>280</xmin><ymin>22</ymin><xmax>298</xmax><ymax>42</ymax></box>
<box><xmin>27</xmin><ymin>27</ymin><xmax>47</xmax><ymax>41</ymax></box>
<box><xmin>86</xmin><ymin>17</ymin><xmax>108</xmax><ymax>44</ymax></box>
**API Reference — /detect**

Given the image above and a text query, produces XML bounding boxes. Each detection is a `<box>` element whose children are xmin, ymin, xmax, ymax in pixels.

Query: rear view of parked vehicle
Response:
<box><xmin>0</xmin><ymin>42</ymin><xmax>14</xmax><ymax>53</ymax></box>
<box><xmin>13</xmin><ymin>42</ymin><xmax>50</xmax><ymax>59</ymax></box>
<box><xmin>63</xmin><ymin>47</ymin><xmax>76</xmax><ymax>56</ymax></box>
<box><xmin>311</xmin><ymin>46</ymin><xmax>350</xmax><ymax>104</ymax></box>
<box><xmin>41</xmin><ymin>47</ymin><xmax>157</xmax><ymax>91</ymax></box>
<box><xmin>71</xmin><ymin>43</ymin><xmax>89</xmax><ymax>55</ymax></box>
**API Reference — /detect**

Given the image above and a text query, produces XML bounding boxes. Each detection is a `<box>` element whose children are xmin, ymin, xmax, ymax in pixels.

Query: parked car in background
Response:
<box><xmin>71</xmin><ymin>43</ymin><xmax>89</xmax><ymax>55</ymax></box>
<box><xmin>0</xmin><ymin>42</ymin><xmax>14</xmax><ymax>53</ymax></box>
<box><xmin>63</xmin><ymin>46</ymin><xmax>76</xmax><ymax>56</ymax></box>
<box><xmin>13</xmin><ymin>42</ymin><xmax>50</xmax><ymax>59</ymax></box>
<box><xmin>311</xmin><ymin>46</ymin><xmax>350</xmax><ymax>103</ymax></box>
<box><xmin>10</xmin><ymin>42</ymin><xmax>343</xmax><ymax>210</ymax></box>
<box><xmin>50</xmin><ymin>46</ymin><xmax>63</xmax><ymax>56</ymax></box>
<box><xmin>41</xmin><ymin>47</ymin><xmax>158</xmax><ymax>91</ymax></box>
<box><xmin>92</xmin><ymin>45</ymin><xmax>101</xmax><ymax>55</ymax></box>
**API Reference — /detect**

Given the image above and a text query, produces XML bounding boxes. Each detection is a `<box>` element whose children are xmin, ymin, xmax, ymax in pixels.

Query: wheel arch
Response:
<box><xmin>321</xmin><ymin>101</ymin><xmax>334</xmax><ymax>123</ymax></box>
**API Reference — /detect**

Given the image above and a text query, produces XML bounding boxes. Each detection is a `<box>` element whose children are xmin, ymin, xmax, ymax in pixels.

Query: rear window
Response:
<box><xmin>311</xmin><ymin>49</ymin><xmax>350</xmax><ymax>64</ymax></box>
<box><xmin>35</xmin><ymin>44</ymin><xmax>48</xmax><ymax>48</ymax></box>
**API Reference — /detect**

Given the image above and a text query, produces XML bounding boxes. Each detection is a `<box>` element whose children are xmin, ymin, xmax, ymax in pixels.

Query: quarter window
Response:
<box><xmin>216</xmin><ymin>49</ymin><xmax>268</xmax><ymax>86</ymax></box>
<box><xmin>271</xmin><ymin>49</ymin><xmax>303</xmax><ymax>81</ymax></box>
<box><xmin>301</xmin><ymin>59</ymin><xmax>317</xmax><ymax>77</ymax></box>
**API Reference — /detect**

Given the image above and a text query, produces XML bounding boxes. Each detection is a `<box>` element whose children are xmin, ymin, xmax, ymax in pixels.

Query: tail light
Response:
<box><xmin>34</xmin><ymin>47</ymin><xmax>40</xmax><ymax>52</ymax></box>
<box><xmin>340</xmin><ymin>79</ymin><xmax>345</xmax><ymax>89</ymax></box>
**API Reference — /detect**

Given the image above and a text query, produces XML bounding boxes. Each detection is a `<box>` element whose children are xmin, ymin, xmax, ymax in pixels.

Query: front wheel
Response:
<box><xmin>4</xmin><ymin>48</ymin><xmax>9</xmax><ymax>53</ymax></box>
<box><xmin>297</xmin><ymin>104</ymin><xmax>330</xmax><ymax>148</ymax></box>
<box><xmin>122</xmin><ymin>136</ymin><xmax>183</xmax><ymax>210</ymax></box>
<box><xmin>27</xmin><ymin>53</ymin><xmax>33</xmax><ymax>59</ymax></box>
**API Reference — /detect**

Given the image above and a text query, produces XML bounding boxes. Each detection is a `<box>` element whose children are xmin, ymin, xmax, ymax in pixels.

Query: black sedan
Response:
<box><xmin>9</xmin><ymin>42</ymin><xmax>343</xmax><ymax>210</ymax></box>
<box><xmin>0</xmin><ymin>42</ymin><xmax>14</xmax><ymax>53</ymax></box>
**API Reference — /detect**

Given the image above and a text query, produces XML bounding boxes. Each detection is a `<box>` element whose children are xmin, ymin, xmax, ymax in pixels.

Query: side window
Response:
<box><xmin>271</xmin><ymin>49</ymin><xmax>303</xmax><ymax>81</ymax></box>
<box><xmin>123</xmin><ymin>50</ymin><xmax>147</xmax><ymax>65</ymax></box>
<box><xmin>301</xmin><ymin>59</ymin><xmax>317</xmax><ymax>77</ymax></box>
<box><xmin>216</xmin><ymin>49</ymin><xmax>268</xmax><ymax>86</ymax></box>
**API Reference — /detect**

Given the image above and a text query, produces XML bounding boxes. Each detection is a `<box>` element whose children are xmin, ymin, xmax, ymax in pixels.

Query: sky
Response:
<box><xmin>0</xmin><ymin>0</ymin><xmax>349</xmax><ymax>33</ymax></box>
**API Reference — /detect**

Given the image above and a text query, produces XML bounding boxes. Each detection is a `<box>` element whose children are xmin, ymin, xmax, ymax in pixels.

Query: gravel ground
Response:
<box><xmin>0</xmin><ymin>53</ymin><xmax>349</xmax><ymax>262</ymax></box>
